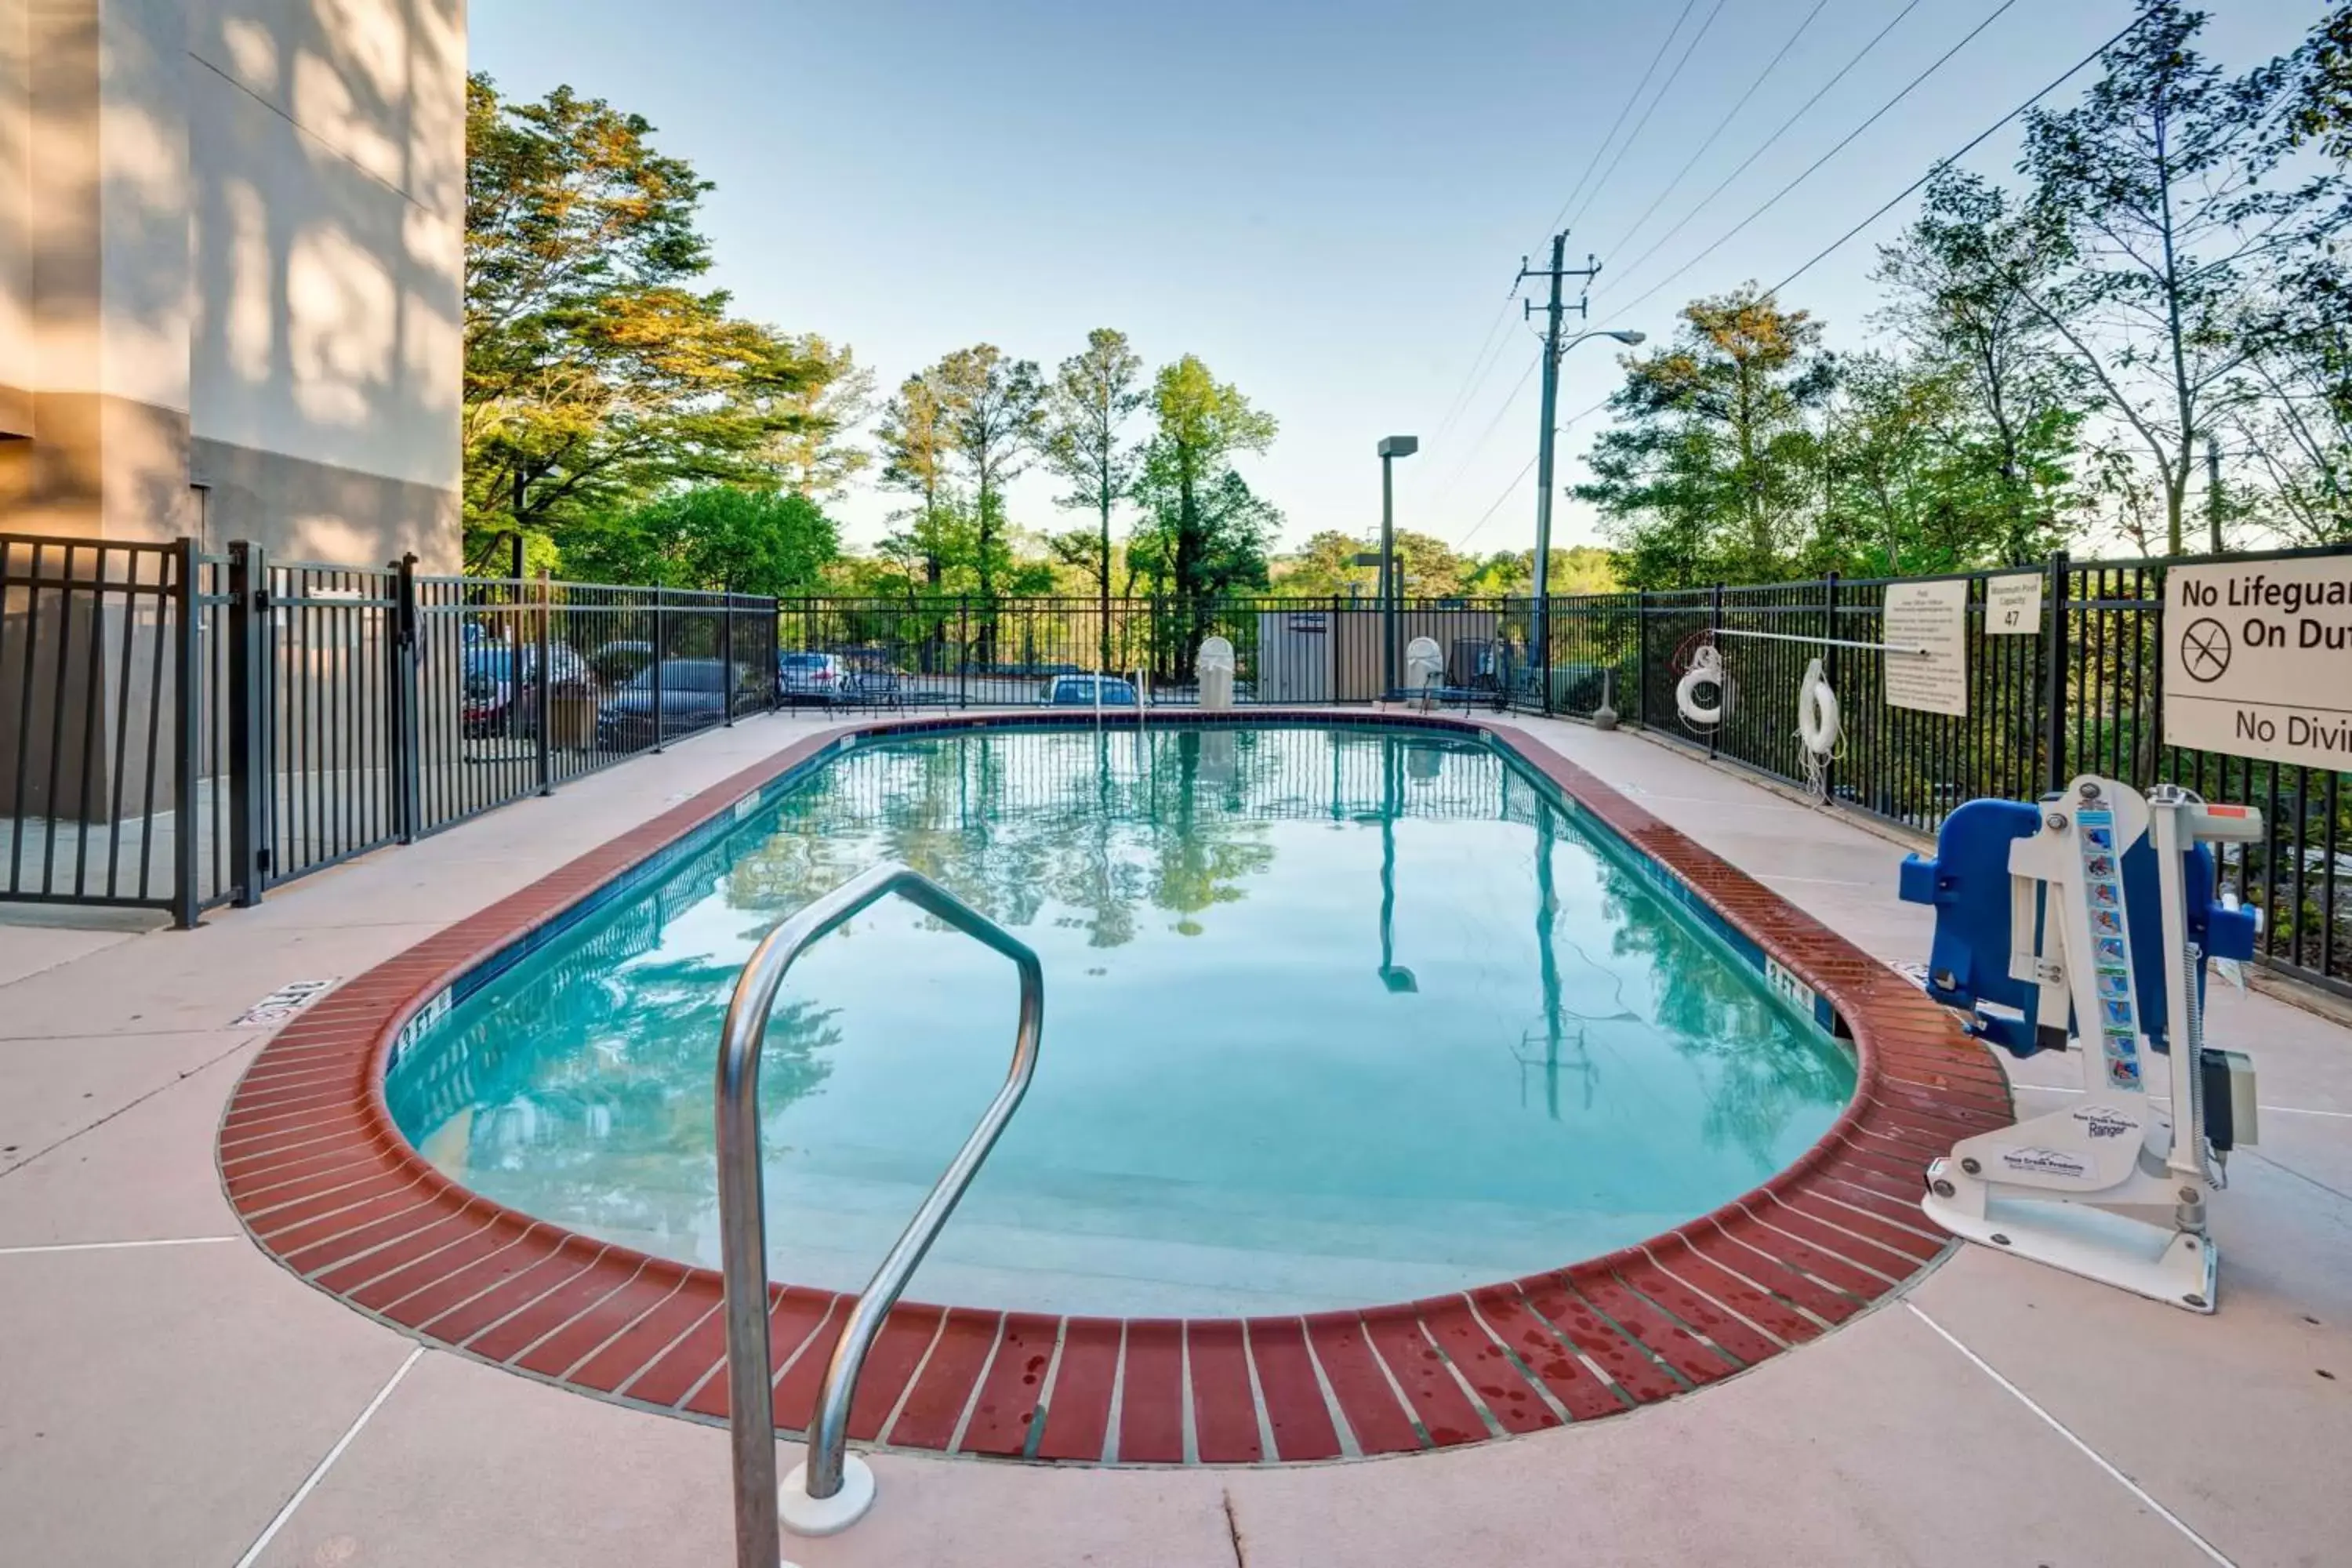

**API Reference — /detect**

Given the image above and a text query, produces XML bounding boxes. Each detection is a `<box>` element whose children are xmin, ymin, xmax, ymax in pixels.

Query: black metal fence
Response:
<box><xmin>1523</xmin><ymin>549</ymin><xmax>2351</xmax><ymax>996</ymax></box>
<box><xmin>2</xmin><ymin>531</ymin><xmax>776</xmax><ymax>924</ymax></box>
<box><xmin>774</xmin><ymin>595</ymin><xmax>1535</xmax><ymax>708</ymax></box>
<box><xmin>12</xmin><ymin>526</ymin><xmax>2352</xmax><ymax>993</ymax></box>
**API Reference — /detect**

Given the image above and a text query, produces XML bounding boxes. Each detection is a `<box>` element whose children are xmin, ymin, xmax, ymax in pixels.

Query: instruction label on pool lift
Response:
<box><xmin>2166</xmin><ymin>557</ymin><xmax>2352</xmax><ymax>768</ymax></box>
<box><xmin>2071</xmin><ymin>805</ymin><xmax>2142</xmax><ymax>1092</ymax></box>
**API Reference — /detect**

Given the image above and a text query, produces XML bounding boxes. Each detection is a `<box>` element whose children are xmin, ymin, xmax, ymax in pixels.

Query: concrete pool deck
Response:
<box><xmin>2</xmin><ymin>709</ymin><xmax>2347</xmax><ymax>1566</ymax></box>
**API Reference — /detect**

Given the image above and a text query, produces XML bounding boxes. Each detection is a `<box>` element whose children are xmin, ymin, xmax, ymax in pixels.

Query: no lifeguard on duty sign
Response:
<box><xmin>2165</xmin><ymin>557</ymin><xmax>2352</xmax><ymax>768</ymax></box>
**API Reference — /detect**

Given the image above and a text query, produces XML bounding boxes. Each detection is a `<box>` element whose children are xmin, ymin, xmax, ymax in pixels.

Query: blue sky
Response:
<box><xmin>470</xmin><ymin>0</ymin><xmax>2325</xmax><ymax>557</ymax></box>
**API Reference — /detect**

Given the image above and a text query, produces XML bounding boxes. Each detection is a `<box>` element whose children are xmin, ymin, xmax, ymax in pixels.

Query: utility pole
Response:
<box><xmin>2205</xmin><ymin>433</ymin><xmax>2224</xmax><ymax>556</ymax></box>
<box><xmin>1519</xmin><ymin>234</ymin><xmax>1601</xmax><ymax>710</ymax></box>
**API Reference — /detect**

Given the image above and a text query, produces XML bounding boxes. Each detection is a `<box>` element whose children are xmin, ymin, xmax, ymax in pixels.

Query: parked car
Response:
<box><xmin>778</xmin><ymin>651</ymin><xmax>844</xmax><ymax>704</ymax></box>
<box><xmin>461</xmin><ymin>643</ymin><xmax>589</xmax><ymax>738</ymax></box>
<box><xmin>1042</xmin><ymin>674</ymin><xmax>1138</xmax><ymax>706</ymax></box>
<box><xmin>594</xmin><ymin>659</ymin><xmax>753</xmax><ymax>751</ymax></box>
<box><xmin>589</xmin><ymin>639</ymin><xmax>656</xmax><ymax>688</ymax></box>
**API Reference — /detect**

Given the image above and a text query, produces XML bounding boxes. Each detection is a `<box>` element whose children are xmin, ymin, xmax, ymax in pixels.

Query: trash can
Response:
<box><xmin>550</xmin><ymin>678</ymin><xmax>598</xmax><ymax>750</ymax></box>
<box><xmin>1404</xmin><ymin>637</ymin><xmax>1444</xmax><ymax>699</ymax></box>
<box><xmin>1198</xmin><ymin>636</ymin><xmax>1236</xmax><ymax>710</ymax></box>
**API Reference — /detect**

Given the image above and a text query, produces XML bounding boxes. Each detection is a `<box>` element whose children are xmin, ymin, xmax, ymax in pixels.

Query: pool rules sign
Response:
<box><xmin>2165</xmin><ymin>558</ymin><xmax>2352</xmax><ymax>767</ymax></box>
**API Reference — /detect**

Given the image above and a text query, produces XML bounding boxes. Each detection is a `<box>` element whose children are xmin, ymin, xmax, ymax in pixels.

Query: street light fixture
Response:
<box><xmin>1377</xmin><ymin>435</ymin><xmax>1418</xmax><ymax>699</ymax></box>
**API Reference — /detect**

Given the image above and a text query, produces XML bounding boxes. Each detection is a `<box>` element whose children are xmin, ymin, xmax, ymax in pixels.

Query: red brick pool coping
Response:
<box><xmin>216</xmin><ymin>710</ymin><xmax>2010</xmax><ymax>1465</ymax></box>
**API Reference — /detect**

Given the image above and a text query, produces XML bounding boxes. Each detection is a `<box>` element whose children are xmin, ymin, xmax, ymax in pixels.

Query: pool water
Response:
<box><xmin>387</xmin><ymin>724</ymin><xmax>1856</xmax><ymax>1316</ymax></box>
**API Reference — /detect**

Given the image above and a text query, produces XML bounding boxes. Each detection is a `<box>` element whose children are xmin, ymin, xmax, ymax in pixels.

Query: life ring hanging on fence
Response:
<box><xmin>1797</xmin><ymin>656</ymin><xmax>1841</xmax><ymax>755</ymax></box>
<box><xmin>1675</xmin><ymin>643</ymin><xmax>1726</xmax><ymax>728</ymax></box>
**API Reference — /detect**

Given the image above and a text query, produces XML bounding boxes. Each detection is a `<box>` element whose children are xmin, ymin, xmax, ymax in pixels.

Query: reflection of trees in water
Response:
<box><xmin>1585</xmin><ymin>844</ymin><xmax>1855</xmax><ymax>1167</ymax></box>
<box><xmin>390</xmin><ymin>826</ymin><xmax>845</xmax><ymax>1249</ymax></box>
<box><xmin>711</xmin><ymin>728</ymin><xmax>1289</xmax><ymax>946</ymax></box>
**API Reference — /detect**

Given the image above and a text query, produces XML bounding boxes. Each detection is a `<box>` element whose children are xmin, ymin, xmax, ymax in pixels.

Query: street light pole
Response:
<box><xmin>1377</xmin><ymin>434</ymin><xmax>1417</xmax><ymax>699</ymax></box>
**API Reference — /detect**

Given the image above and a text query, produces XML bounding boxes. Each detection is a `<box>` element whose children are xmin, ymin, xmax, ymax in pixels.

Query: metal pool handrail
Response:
<box><xmin>714</xmin><ymin>862</ymin><xmax>1045</xmax><ymax>1563</ymax></box>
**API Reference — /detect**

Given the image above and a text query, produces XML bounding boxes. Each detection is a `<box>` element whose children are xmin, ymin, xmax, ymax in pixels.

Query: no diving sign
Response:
<box><xmin>2165</xmin><ymin>558</ymin><xmax>2352</xmax><ymax>768</ymax></box>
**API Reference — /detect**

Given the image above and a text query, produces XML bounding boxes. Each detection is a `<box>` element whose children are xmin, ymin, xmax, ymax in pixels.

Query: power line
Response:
<box><xmin>1605</xmin><ymin>0</ymin><xmax>2026</xmax><ymax>321</ymax></box>
<box><xmin>1426</xmin><ymin>1</ymin><xmax>1703</xmax><ymax>452</ymax></box>
<box><xmin>1427</xmin><ymin>300</ymin><xmax>1519</xmax><ymax>448</ymax></box>
<box><xmin>1766</xmin><ymin>7</ymin><xmax>2159</xmax><ymax>295</ymax></box>
<box><xmin>1598</xmin><ymin>0</ymin><xmax>1929</xmax><ymax>301</ymax></box>
<box><xmin>1541</xmin><ymin>0</ymin><xmax>1705</xmax><ymax>241</ymax></box>
<box><xmin>1454</xmin><ymin>453</ymin><xmax>1538</xmax><ymax>550</ymax></box>
<box><xmin>1598</xmin><ymin>0</ymin><xmax>1833</xmax><ymax>262</ymax></box>
<box><xmin>1426</xmin><ymin>355</ymin><xmax>1541</xmax><ymax>510</ymax></box>
<box><xmin>1453</xmin><ymin>390</ymin><xmax>1615</xmax><ymax>550</ymax></box>
<box><xmin>1560</xmin><ymin>0</ymin><xmax>1733</xmax><ymax>236</ymax></box>
<box><xmin>1450</xmin><ymin>5</ymin><xmax>2159</xmax><ymax>558</ymax></box>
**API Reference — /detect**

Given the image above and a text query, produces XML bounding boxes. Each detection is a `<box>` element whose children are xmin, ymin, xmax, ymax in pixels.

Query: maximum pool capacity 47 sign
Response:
<box><xmin>2165</xmin><ymin>557</ymin><xmax>2352</xmax><ymax>768</ymax></box>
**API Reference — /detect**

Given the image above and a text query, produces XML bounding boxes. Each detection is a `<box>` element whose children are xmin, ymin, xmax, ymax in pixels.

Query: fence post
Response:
<box><xmin>1634</xmin><ymin>588</ymin><xmax>1649</xmax><ymax>728</ymax></box>
<box><xmin>722</xmin><ymin>592</ymin><xmax>736</xmax><ymax>728</ymax></box>
<box><xmin>957</xmin><ymin>597</ymin><xmax>969</xmax><ymax>708</ymax></box>
<box><xmin>1821</xmin><ymin>572</ymin><xmax>1839</xmax><ymax>803</ymax></box>
<box><xmin>1540</xmin><ymin>592</ymin><xmax>1554</xmax><ymax>718</ymax></box>
<box><xmin>534</xmin><ymin>570</ymin><xmax>553</xmax><ymax>795</ymax></box>
<box><xmin>770</xmin><ymin>600</ymin><xmax>782</xmax><ymax>715</ymax></box>
<box><xmin>1708</xmin><ymin>582</ymin><xmax>1724</xmax><ymax>761</ymax></box>
<box><xmin>170</xmin><ymin>537</ymin><xmax>203</xmax><ymax>927</ymax></box>
<box><xmin>390</xmin><ymin>554</ymin><xmax>419</xmax><ymax>842</ymax></box>
<box><xmin>652</xmin><ymin>587</ymin><xmax>667</xmax><ymax>753</ymax></box>
<box><xmin>227</xmin><ymin>539</ymin><xmax>268</xmax><ymax>905</ymax></box>
<box><xmin>2042</xmin><ymin>549</ymin><xmax>2069</xmax><ymax>797</ymax></box>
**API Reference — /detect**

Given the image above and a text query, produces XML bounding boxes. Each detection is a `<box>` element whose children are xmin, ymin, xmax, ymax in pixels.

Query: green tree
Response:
<box><xmin>1042</xmin><ymin>329</ymin><xmax>1146</xmax><ymax>669</ymax></box>
<box><xmin>933</xmin><ymin>345</ymin><xmax>1047</xmax><ymax>614</ymax></box>
<box><xmin>874</xmin><ymin>370</ymin><xmax>960</xmax><ymax>600</ymax></box>
<box><xmin>2288</xmin><ymin>2</ymin><xmax>2352</xmax><ymax>161</ymax></box>
<box><xmin>1272</xmin><ymin>530</ymin><xmax>1377</xmax><ymax>598</ymax></box>
<box><xmin>1576</xmin><ymin>286</ymin><xmax>1835</xmax><ymax>588</ymax></box>
<box><xmin>1269</xmin><ymin>530</ymin><xmax>1464</xmax><ymax>597</ymax></box>
<box><xmin>564</xmin><ymin>485</ymin><xmax>838</xmax><ymax>594</ymax></box>
<box><xmin>1875</xmin><ymin>169</ymin><xmax>2086</xmax><ymax>563</ymax></box>
<box><xmin>2013</xmin><ymin>3</ymin><xmax>2310</xmax><ymax>554</ymax></box>
<box><xmin>461</xmin><ymin>74</ymin><xmax>815</xmax><ymax>568</ymax></box>
<box><xmin>1459</xmin><ymin>546</ymin><xmax>1619</xmax><ymax>597</ymax></box>
<box><xmin>1138</xmin><ymin>356</ymin><xmax>1278</xmax><ymax>668</ymax></box>
<box><xmin>763</xmin><ymin>334</ymin><xmax>875</xmax><ymax>502</ymax></box>
<box><xmin>1128</xmin><ymin>470</ymin><xmax>1277</xmax><ymax>606</ymax></box>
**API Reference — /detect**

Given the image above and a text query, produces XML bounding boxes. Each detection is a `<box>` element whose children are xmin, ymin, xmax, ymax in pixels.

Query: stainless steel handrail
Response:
<box><xmin>715</xmin><ymin>862</ymin><xmax>1044</xmax><ymax>1565</ymax></box>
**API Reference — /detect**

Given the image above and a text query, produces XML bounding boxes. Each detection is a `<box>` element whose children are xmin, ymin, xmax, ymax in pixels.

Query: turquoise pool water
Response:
<box><xmin>387</xmin><ymin>724</ymin><xmax>1855</xmax><ymax>1316</ymax></box>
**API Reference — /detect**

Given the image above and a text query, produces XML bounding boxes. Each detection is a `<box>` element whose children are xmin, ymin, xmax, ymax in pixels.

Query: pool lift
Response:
<box><xmin>1897</xmin><ymin>776</ymin><xmax>2264</xmax><ymax>1312</ymax></box>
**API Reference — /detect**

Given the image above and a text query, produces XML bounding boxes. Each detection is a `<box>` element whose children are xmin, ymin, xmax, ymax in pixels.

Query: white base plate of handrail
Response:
<box><xmin>779</xmin><ymin>1453</ymin><xmax>876</xmax><ymax>1537</ymax></box>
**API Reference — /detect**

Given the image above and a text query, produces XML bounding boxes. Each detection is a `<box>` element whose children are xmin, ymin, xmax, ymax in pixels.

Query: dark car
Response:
<box><xmin>593</xmin><ymin>659</ymin><xmax>750</xmax><ymax>751</ymax></box>
<box><xmin>1042</xmin><ymin>674</ymin><xmax>1138</xmax><ymax>706</ymax></box>
<box><xmin>589</xmin><ymin>639</ymin><xmax>656</xmax><ymax>688</ymax></box>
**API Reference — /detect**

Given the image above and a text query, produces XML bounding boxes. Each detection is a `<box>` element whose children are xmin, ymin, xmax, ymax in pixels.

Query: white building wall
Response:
<box><xmin>0</xmin><ymin>0</ymin><xmax>463</xmax><ymax>565</ymax></box>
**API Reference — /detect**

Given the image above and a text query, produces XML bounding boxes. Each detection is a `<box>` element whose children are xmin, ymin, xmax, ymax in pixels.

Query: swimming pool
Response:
<box><xmin>383</xmin><ymin>721</ymin><xmax>1856</xmax><ymax>1317</ymax></box>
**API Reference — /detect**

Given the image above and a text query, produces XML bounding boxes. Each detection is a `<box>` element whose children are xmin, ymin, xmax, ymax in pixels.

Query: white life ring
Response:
<box><xmin>1675</xmin><ymin>644</ymin><xmax>1726</xmax><ymax>727</ymax></box>
<box><xmin>1797</xmin><ymin>657</ymin><xmax>1840</xmax><ymax>755</ymax></box>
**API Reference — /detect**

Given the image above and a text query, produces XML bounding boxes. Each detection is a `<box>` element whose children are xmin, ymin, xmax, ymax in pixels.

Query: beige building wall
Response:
<box><xmin>0</xmin><ymin>0</ymin><xmax>463</xmax><ymax>568</ymax></box>
<box><xmin>1</xmin><ymin>0</ymin><xmax>31</xmax><ymax>438</ymax></box>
